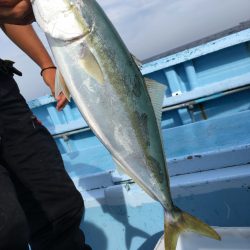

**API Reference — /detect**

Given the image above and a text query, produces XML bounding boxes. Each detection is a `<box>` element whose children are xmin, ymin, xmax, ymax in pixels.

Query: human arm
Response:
<box><xmin>2</xmin><ymin>23</ymin><xmax>68</xmax><ymax>111</ymax></box>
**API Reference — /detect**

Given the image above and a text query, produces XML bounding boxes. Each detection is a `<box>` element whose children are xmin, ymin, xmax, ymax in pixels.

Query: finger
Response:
<box><xmin>0</xmin><ymin>0</ymin><xmax>20</xmax><ymax>7</ymax></box>
<box><xmin>55</xmin><ymin>92</ymin><xmax>62</xmax><ymax>101</ymax></box>
<box><xmin>23</xmin><ymin>11</ymin><xmax>35</xmax><ymax>24</ymax></box>
<box><xmin>56</xmin><ymin>94</ymin><xmax>68</xmax><ymax>111</ymax></box>
<box><xmin>0</xmin><ymin>6</ymin><xmax>16</xmax><ymax>19</ymax></box>
<box><xmin>0</xmin><ymin>0</ymin><xmax>34</xmax><ymax>25</ymax></box>
<box><xmin>56</xmin><ymin>99</ymin><xmax>67</xmax><ymax>111</ymax></box>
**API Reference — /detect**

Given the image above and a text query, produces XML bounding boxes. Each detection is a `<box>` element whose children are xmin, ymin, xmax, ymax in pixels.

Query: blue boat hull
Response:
<box><xmin>28</xmin><ymin>28</ymin><xmax>250</xmax><ymax>249</ymax></box>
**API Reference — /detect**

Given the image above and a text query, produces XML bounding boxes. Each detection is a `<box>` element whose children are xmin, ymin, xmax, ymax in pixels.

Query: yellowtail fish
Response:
<box><xmin>31</xmin><ymin>0</ymin><xmax>221</xmax><ymax>249</ymax></box>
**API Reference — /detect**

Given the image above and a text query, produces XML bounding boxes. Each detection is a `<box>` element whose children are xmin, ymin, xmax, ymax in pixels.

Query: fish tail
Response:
<box><xmin>163</xmin><ymin>207</ymin><xmax>221</xmax><ymax>250</ymax></box>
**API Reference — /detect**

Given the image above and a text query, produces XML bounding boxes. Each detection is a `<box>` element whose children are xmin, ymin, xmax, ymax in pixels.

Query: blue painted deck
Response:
<box><xmin>28</xmin><ymin>27</ymin><xmax>250</xmax><ymax>250</ymax></box>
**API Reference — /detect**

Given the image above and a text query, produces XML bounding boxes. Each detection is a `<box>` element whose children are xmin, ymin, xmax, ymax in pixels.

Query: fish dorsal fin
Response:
<box><xmin>55</xmin><ymin>69</ymin><xmax>71</xmax><ymax>101</ymax></box>
<box><xmin>145</xmin><ymin>78</ymin><xmax>166</xmax><ymax>129</ymax></box>
<box><xmin>131</xmin><ymin>53</ymin><xmax>142</xmax><ymax>69</ymax></box>
<box><xmin>80</xmin><ymin>46</ymin><xmax>104</xmax><ymax>84</ymax></box>
<box><xmin>112</xmin><ymin>157</ymin><xmax>158</xmax><ymax>201</ymax></box>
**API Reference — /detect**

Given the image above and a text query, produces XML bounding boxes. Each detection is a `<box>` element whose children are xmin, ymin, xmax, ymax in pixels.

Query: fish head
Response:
<box><xmin>31</xmin><ymin>0</ymin><xmax>90</xmax><ymax>41</ymax></box>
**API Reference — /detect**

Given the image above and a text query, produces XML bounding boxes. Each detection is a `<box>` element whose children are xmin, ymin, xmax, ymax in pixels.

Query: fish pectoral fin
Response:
<box><xmin>55</xmin><ymin>69</ymin><xmax>71</xmax><ymax>101</ymax></box>
<box><xmin>80</xmin><ymin>47</ymin><xmax>104</xmax><ymax>84</ymax></box>
<box><xmin>144</xmin><ymin>78</ymin><xmax>167</xmax><ymax>130</ymax></box>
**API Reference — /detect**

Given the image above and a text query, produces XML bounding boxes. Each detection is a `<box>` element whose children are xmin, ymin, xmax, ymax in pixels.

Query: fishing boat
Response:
<box><xmin>28</xmin><ymin>21</ymin><xmax>250</xmax><ymax>250</ymax></box>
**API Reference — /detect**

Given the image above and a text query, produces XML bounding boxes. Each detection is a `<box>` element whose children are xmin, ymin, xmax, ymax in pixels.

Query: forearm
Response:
<box><xmin>2</xmin><ymin>23</ymin><xmax>54</xmax><ymax>69</ymax></box>
<box><xmin>2</xmin><ymin>22</ymin><xmax>68</xmax><ymax>110</ymax></box>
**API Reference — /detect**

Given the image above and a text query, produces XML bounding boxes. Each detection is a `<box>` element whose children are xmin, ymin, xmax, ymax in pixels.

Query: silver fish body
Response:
<box><xmin>36</xmin><ymin>0</ymin><xmax>173</xmax><ymax>209</ymax></box>
<box><xmin>32</xmin><ymin>0</ymin><xmax>220</xmax><ymax>249</ymax></box>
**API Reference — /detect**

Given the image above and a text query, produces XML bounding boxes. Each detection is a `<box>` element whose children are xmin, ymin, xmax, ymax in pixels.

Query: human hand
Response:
<box><xmin>0</xmin><ymin>0</ymin><xmax>35</xmax><ymax>25</ymax></box>
<box><xmin>41</xmin><ymin>67</ymin><xmax>69</xmax><ymax>111</ymax></box>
